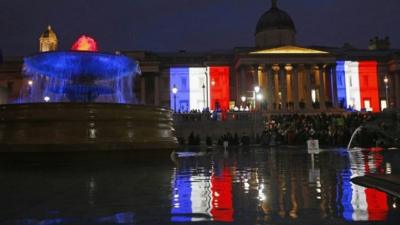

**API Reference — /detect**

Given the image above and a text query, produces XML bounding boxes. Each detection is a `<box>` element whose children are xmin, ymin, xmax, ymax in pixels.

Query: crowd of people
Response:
<box><xmin>178</xmin><ymin>113</ymin><xmax>381</xmax><ymax>147</ymax></box>
<box><xmin>260</xmin><ymin>113</ymin><xmax>377</xmax><ymax>147</ymax></box>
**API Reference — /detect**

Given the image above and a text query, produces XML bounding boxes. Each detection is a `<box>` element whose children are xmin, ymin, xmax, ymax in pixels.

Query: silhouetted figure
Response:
<box><xmin>206</xmin><ymin>136</ymin><xmax>213</xmax><ymax>146</ymax></box>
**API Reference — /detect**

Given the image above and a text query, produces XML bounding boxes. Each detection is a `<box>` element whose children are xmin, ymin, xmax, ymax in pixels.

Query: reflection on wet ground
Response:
<box><xmin>0</xmin><ymin>147</ymin><xmax>399</xmax><ymax>225</ymax></box>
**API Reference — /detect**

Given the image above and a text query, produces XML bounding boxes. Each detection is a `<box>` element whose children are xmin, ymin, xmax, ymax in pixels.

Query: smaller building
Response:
<box><xmin>39</xmin><ymin>25</ymin><xmax>58</xmax><ymax>52</ymax></box>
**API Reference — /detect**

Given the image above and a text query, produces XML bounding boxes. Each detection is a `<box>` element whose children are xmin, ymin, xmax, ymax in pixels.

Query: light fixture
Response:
<box><xmin>172</xmin><ymin>85</ymin><xmax>178</xmax><ymax>94</ymax></box>
<box><xmin>211</xmin><ymin>80</ymin><xmax>216</xmax><ymax>86</ymax></box>
<box><xmin>254</xmin><ymin>86</ymin><xmax>260</xmax><ymax>93</ymax></box>
<box><xmin>28</xmin><ymin>80</ymin><xmax>33</xmax><ymax>86</ymax></box>
<box><xmin>241</xmin><ymin>96</ymin><xmax>246</xmax><ymax>102</ymax></box>
<box><xmin>44</xmin><ymin>96</ymin><xmax>50</xmax><ymax>102</ymax></box>
<box><xmin>256</xmin><ymin>93</ymin><xmax>263</xmax><ymax>101</ymax></box>
<box><xmin>384</xmin><ymin>76</ymin><xmax>389</xmax><ymax>84</ymax></box>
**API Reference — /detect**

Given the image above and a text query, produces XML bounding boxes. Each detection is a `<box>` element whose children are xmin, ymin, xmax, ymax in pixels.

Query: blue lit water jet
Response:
<box><xmin>20</xmin><ymin>51</ymin><xmax>140</xmax><ymax>103</ymax></box>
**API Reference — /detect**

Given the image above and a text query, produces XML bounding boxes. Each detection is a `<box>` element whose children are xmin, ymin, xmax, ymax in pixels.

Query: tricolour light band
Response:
<box><xmin>336</xmin><ymin>60</ymin><xmax>379</xmax><ymax>112</ymax></box>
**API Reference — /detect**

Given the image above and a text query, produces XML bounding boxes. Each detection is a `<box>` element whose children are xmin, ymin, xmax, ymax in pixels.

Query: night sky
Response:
<box><xmin>0</xmin><ymin>0</ymin><xmax>399</xmax><ymax>56</ymax></box>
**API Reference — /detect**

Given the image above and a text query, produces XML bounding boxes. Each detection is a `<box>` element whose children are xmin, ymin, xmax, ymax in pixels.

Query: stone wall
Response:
<box><xmin>173</xmin><ymin>112</ymin><xmax>265</xmax><ymax>143</ymax></box>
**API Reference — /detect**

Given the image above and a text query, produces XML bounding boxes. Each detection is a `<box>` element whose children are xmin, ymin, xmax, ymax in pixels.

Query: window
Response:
<box><xmin>381</xmin><ymin>100</ymin><xmax>387</xmax><ymax>111</ymax></box>
<box><xmin>364</xmin><ymin>99</ymin><xmax>371</xmax><ymax>111</ymax></box>
<box><xmin>181</xmin><ymin>78</ymin><xmax>187</xmax><ymax>89</ymax></box>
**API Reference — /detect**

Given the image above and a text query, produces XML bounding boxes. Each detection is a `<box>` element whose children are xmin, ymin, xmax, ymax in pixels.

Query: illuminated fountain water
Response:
<box><xmin>347</xmin><ymin>126</ymin><xmax>363</xmax><ymax>150</ymax></box>
<box><xmin>0</xmin><ymin>35</ymin><xmax>177</xmax><ymax>152</ymax></box>
<box><xmin>20</xmin><ymin>36</ymin><xmax>139</xmax><ymax>104</ymax></box>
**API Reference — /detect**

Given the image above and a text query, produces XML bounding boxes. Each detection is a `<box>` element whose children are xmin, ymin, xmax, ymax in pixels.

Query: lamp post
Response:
<box><xmin>172</xmin><ymin>84</ymin><xmax>178</xmax><ymax>112</ymax></box>
<box><xmin>241</xmin><ymin>96</ymin><xmax>246</xmax><ymax>109</ymax></box>
<box><xmin>204</xmin><ymin>67</ymin><xmax>209</xmax><ymax>109</ymax></box>
<box><xmin>202</xmin><ymin>84</ymin><xmax>206</xmax><ymax>110</ymax></box>
<box><xmin>384</xmin><ymin>76</ymin><xmax>389</xmax><ymax>108</ymax></box>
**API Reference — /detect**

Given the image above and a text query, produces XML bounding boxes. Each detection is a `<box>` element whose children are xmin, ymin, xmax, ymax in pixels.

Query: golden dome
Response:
<box><xmin>40</xmin><ymin>25</ymin><xmax>57</xmax><ymax>40</ymax></box>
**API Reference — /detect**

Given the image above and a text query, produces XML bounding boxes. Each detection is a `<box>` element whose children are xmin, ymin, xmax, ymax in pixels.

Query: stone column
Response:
<box><xmin>395</xmin><ymin>72</ymin><xmax>400</xmax><ymax>108</ymax></box>
<box><xmin>378</xmin><ymin>63</ymin><xmax>388</xmax><ymax>106</ymax></box>
<box><xmin>272</xmin><ymin>67</ymin><xmax>278</xmax><ymax>110</ymax></box>
<box><xmin>304</xmin><ymin>65</ymin><xmax>313</xmax><ymax>111</ymax></box>
<box><xmin>260</xmin><ymin>65</ymin><xmax>268</xmax><ymax>111</ymax></box>
<box><xmin>235</xmin><ymin>68</ymin><xmax>239</xmax><ymax>103</ymax></box>
<box><xmin>279</xmin><ymin>65</ymin><xmax>287</xmax><ymax>111</ymax></box>
<box><xmin>266</xmin><ymin>65</ymin><xmax>274</xmax><ymax>111</ymax></box>
<box><xmin>240</xmin><ymin>66</ymin><xmax>246</xmax><ymax>100</ymax></box>
<box><xmin>292</xmin><ymin>65</ymin><xmax>299</xmax><ymax>111</ymax></box>
<box><xmin>319</xmin><ymin>66</ymin><xmax>326</xmax><ymax>110</ymax></box>
<box><xmin>140</xmin><ymin>76</ymin><xmax>146</xmax><ymax>104</ymax></box>
<box><xmin>330</xmin><ymin>64</ymin><xmax>338</xmax><ymax>108</ymax></box>
<box><xmin>0</xmin><ymin>82</ymin><xmax>7</xmax><ymax>104</ymax></box>
<box><xmin>154</xmin><ymin>75</ymin><xmax>160</xmax><ymax>106</ymax></box>
<box><xmin>253</xmin><ymin>65</ymin><xmax>259</xmax><ymax>87</ymax></box>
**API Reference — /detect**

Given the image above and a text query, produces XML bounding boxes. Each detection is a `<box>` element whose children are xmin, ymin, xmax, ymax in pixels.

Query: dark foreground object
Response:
<box><xmin>0</xmin><ymin>103</ymin><xmax>178</xmax><ymax>152</ymax></box>
<box><xmin>352</xmin><ymin>174</ymin><xmax>400</xmax><ymax>198</ymax></box>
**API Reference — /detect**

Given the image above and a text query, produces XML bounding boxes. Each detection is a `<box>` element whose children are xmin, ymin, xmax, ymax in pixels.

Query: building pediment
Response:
<box><xmin>250</xmin><ymin>45</ymin><xmax>329</xmax><ymax>55</ymax></box>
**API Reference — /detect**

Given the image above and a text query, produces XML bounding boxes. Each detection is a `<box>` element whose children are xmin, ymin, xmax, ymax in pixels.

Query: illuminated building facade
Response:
<box><xmin>1</xmin><ymin>1</ymin><xmax>400</xmax><ymax>112</ymax></box>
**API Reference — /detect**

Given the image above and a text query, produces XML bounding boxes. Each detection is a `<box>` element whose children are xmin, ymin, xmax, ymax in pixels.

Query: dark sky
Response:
<box><xmin>1</xmin><ymin>0</ymin><xmax>399</xmax><ymax>56</ymax></box>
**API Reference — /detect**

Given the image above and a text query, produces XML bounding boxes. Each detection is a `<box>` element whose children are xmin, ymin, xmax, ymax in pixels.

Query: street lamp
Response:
<box><xmin>202</xmin><ymin>84</ymin><xmax>206</xmax><ymax>110</ymax></box>
<box><xmin>211</xmin><ymin>80</ymin><xmax>216</xmax><ymax>86</ymax></box>
<box><xmin>44</xmin><ymin>96</ymin><xmax>50</xmax><ymax>102</ymax></box>
<box><xmin>204</xmin><ymin>67</ymin><xmax>209</xmax><ymax>109</ymax></box>
<box><xmin>241</xmin><ymin>96</ymin><xmax>246</xmax><ymax>103</ymax></box>
<box><xmin>384</xmin><ymin>76</ymin><xmax>389</xmax><ymax>108</ymax></box>
<box><xmin>172</xmin><ymin>84</ymin><xmax>178</xmax><ymax>112</ymax></box>
<box><xmin>241</xmin><ymin>95</ymin><xmax>246</xmax><ymax>108</ymax></box>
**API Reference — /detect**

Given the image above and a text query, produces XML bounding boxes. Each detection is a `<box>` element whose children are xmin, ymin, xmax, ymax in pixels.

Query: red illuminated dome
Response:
<box><xmin>71</xmin><ymin>35</ymin><xmax>98</xmax><ymax>51</ymax></box>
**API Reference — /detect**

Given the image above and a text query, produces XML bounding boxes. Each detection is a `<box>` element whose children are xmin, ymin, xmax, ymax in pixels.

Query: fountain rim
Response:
<box><xmin>0</xmin><ymin>102</ymin><xmax>171</xmax><ymax>112</ymax></box>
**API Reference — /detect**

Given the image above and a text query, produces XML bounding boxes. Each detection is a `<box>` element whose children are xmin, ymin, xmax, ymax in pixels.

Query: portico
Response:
<box><xmin>234</xmin><ymin>46</ymin><xmax>337</xmax><ymax>112</ymax></box>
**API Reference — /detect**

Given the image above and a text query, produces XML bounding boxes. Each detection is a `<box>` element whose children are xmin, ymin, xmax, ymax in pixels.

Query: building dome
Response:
<box><xmin>255</xmin><ymin>0</ymin><xmax>296</xmax><ymax>48</ymax></box>
<box><xmin>40</xmin><ymin>25</ymin><xmax>57</xmax><ymax>40</ymax></box>
<box><xmin>255</xmin><ymin>6</ymin><xmax>296</xmax><ymax>34</ymax></box>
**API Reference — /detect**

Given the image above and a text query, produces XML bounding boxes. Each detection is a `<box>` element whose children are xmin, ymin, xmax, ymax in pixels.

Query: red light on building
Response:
<box><xmin>71</xmin><ymin>35</ymin><xmax>98</xmax><ymax>51</ymax></box>
<box><xmin>209</xmin><ymin>66</ymin><xmax>230</xmax><ymax>111</ymax></box>
<box><xmin>358</xmin><ymin>61</ymin><xmax>379</xmax><ymax>112</ymax></box>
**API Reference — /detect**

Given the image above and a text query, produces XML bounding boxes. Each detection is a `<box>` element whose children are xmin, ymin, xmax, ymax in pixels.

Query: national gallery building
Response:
<box><xmin>1</xmin><ymin>1</ymin><xmax>400</xmax><ymax>113</ymax></box>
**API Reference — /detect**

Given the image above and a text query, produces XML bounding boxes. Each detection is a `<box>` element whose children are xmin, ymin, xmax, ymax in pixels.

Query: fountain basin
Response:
<box><xmin>0</xmin><ymin>103</ymin><xmax>178</xmax><ymax>152</ymax></box>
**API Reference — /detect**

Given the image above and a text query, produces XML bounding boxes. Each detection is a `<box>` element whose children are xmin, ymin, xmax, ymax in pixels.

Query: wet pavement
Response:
<box><xmin>0</xmin><ymin>147</ymin><xmax>399</xmax><ymax>225</ymax></box>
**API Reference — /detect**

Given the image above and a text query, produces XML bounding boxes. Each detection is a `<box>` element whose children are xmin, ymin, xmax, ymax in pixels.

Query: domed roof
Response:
<box><xmin>40</xmin><ymin>25</ymin><xmax>57</xmax><ymax>40</ymax></box>
<box><xmin>255</xmin><ymin>1</ymin><xmax>296</xmax><ymax>34</ymax></box>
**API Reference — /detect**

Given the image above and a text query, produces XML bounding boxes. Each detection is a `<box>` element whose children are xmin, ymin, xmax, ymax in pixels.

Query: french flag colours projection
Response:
<box><xmin>336</xmin><ymin>61</ymin><xmax>379</xmax><ymax>112</ymax></box>
<box><xmin>170</xmin><ymin>67</ymin><xmax>230</xmax><ymax>112</ymax></box>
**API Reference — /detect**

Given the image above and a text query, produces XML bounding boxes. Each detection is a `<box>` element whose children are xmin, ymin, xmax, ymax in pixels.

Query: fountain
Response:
<box><xmin>0</xmin><ymin>35</ymin><xmax>177</xmax><ymax>152</ymax></box>
<box><xmin>347</xmin><ymin>109</ymin><xmax>400</xmax><ymax>149</ymax></box>
<box><xmin>347</xmin><ymin>126</ymin><xmax>363</xmax><ymax>150</ymax></box>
